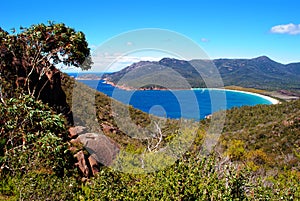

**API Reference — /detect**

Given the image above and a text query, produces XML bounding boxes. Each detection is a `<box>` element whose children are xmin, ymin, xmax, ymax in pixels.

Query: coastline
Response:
<box><xmin>102</xmin><ymin>79</ymin><xmax>191</xmax><ymax>91</ymax></box>
<box><xmin>193</xmin><ymin>88</ymin><xmax>280</xmax><ymax>105</ymax></box>
<box><xmin>84</xmin><ymin>78</ymin><xmax>280</xmax><ymax>105</ymax></box>
<box><xmin>224</xmin><ymin>89</ymin><xmax>280</xmax><ymax>104</ymax></box>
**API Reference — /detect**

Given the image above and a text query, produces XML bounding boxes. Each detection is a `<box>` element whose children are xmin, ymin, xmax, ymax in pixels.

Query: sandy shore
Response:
<box><xmin>193</xmin><ymin>88</ymin><xmax>280</xmax><ymax>105</ymax></box>
<box><xmin>224</xmin><ymin>89</ymin><xmax>280</xmax><ymax>104</ymax></box>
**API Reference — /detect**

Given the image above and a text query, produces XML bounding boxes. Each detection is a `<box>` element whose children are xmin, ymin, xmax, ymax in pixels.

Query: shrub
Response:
<box><xmin>0</xmin><ymin>94</ymin><xmax>73</xmax><ymax>176</ymax></box>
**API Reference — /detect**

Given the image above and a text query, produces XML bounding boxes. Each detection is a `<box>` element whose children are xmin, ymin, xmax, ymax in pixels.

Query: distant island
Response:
<box><xmin>76</xmin><ymin>73</ymin><xmax>102</xmax><ymax>80</ymax></box>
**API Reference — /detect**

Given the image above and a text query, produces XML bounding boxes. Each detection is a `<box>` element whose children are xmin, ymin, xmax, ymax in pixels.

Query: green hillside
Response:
<box><xmin>2</xmin><ymin>73</ymin><xmax>299</xmax><ymax>200</ymax></box>
<box><xmin>219</xmin><ymin>100</ymin><xmax>300</xmax><ymax>169</ymax></box>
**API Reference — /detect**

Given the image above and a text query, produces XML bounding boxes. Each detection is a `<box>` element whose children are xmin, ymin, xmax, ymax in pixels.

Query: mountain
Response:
<box><xmin>285</xmin><ymin>62</ymin><xmax>300</xmax><ymax>75</ymax></box>
<box><xmin>103</xmin><ymin>56</ymin><xmax>300</xmax><ymax>90</ymax></box>
<box><xmin>212</xmin><ymin>56</ymin><xmax>300</xmax><ymax>89</ymax></box>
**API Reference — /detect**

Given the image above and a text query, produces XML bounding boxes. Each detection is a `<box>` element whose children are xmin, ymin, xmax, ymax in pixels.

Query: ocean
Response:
<box><xmin>76</xmin><ymin>79</ymin><xmax>273</xmax><ymax>120</ymax></box>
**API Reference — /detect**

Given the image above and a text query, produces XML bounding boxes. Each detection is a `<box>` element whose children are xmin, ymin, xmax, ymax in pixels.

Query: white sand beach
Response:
<box><xmin>192</xmin><ymin>88</ymin><xmax>280</xmax><ymax>105</ymax></box>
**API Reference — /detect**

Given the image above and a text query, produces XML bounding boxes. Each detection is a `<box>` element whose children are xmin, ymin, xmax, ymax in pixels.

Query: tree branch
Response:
<box><xmin>152</xmin><ymin>121</ymin><xmax>163</xmax><ymax>150</ymax></box>
<box><xmin>146</xmin><ymin>121</ymin><xmax>163</xmax><ymax>152</ymax></box>
<box><xmin>36</xmin><ymin>79</ymin><xmax>49</xmax><ymax>100</ymax></box>
<box><xmin>26</xmin><ymin>66</ymin><xmax>36</xmax><ymax>96</ymax></box>
<box><xmin>32</xmin><ymin>42</ymin><xmax>43</xmax><ymax>69</ymax></box>
<box><xmin>0</xmin><ymin>74</ymin><xmax>6</xmax><ymax>106</ymax></box>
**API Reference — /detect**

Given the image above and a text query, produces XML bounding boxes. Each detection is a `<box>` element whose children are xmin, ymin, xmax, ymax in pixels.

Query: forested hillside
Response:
<box><xmin>1</xmin><ymin>72</ymin><xmax>299</xmax><ymax>200</ymax></box>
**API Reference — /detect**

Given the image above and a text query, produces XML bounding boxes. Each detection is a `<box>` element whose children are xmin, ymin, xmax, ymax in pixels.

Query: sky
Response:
<box><xmin>1</xmin><ymin>0</ymin><xmax>300</xmax><ymax>72</ymax></box>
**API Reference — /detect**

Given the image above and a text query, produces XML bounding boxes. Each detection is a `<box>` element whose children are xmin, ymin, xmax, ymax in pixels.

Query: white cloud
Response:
<box><xmin>201</xmin><ymin>38</ymin><xmax>209</xmax><ymax>42</ymax></box>
<box><xmin>270</xmin><ymin>23</ymin><xmax>300</xmax><ymax>35</ymax></box>
<box><xmin>90</xmin><ymin>52</ymin><xmax>164</xmax><ymax>72</ymax></box>
<box><xmin>88</xmin><ymin>44</ymin><xmax>98</xmax><ymax>50</ymax></box>
<box><xmin>126</xmin><ymin>41</ymin><xmax>134</xmax><ymax>46</ymax></box>
<box><xmin>108</xmin><ymin>56</ymin><xmax>163</xmax><ymax>72</ymax></box>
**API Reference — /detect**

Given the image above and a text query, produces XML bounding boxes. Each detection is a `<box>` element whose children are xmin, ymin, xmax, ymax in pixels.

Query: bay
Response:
<box><xmin>76</xmin><ymin>79</ymin><xmax>273</xmax><ymax>120</ymax></box>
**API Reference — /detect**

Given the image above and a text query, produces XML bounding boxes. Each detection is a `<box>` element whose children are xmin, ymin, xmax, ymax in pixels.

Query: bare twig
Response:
<box><xmin>26</xmin><ymin>66</ymin><xmax>36</xmax><ymax>96</ymax></box>
<box><xmin>152</xmin><ymin>121</ymin><xmax>163</xmax><ymax>150</ymax></box>
<box><xmin>139</xmin><ymin>151</ymin><xmax>145</xmax><ymax>169</ymax></box>
<box><xmin>147</xmin><ymin>138</ymin><xmax>152</xmax><ymax>152</ymax></box>
<box><xmin>146</xmin><ymin>121</ymin><xmax>163</xmax><ymax>152</ymax></box>
<box><xmin>36</xmin><ymin>79</ymin><xmax>49</xmax><ymax>100</ymax></box>
<box><xmin>0</xmin><ymin>73</ymin><xmax>6</xmax><ymax>106</ymax></box>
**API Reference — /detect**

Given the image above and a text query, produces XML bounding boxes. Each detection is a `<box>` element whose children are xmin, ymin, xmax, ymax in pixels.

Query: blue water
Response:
<box><xmin>76</xmin><ymin>79</ymin><xmax>273</xmax><ymax>120</ymax></box>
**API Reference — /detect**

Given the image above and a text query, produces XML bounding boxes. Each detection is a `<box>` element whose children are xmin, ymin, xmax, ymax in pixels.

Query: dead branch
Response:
<box><xmin>0</xmin><ymin>74</ymin><xmax>6</xmax><ymax>106</ymax></box>
<box><xmin>146</xmin><ymin>121</ymin><xmax>163</xmax><ymax>152</ymax></box>
<box><xmin>36</xmin><ymin>79</ymin><xmax>49</xmax><ymax>100</ymax></box>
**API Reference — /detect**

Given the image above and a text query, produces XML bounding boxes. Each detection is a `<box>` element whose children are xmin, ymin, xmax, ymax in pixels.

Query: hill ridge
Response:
<box><xmin>103</xmin><ymin>56</ymin><xmax>300</xmax><ymax>90</ymax></box>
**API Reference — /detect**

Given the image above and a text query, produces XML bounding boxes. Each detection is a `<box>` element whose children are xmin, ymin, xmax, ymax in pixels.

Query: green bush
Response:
<box><xmin>0</xmin><ymin>94</ymin><xmax>73</xmax><ymax>176</ymax></box>
<box><xmin>0</xmin><ymin>172</ymin><xmax>80</xmax><ymax>201</ymax></box>
<box><xmin>78</xmin><ymin>154</ymin><xmax>249</xmax><ymax>200</ymax></box>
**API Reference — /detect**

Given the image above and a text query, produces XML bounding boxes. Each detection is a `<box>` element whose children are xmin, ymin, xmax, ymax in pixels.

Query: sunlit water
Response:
<box><xmin>76</xmin><ymin>79</ymin><xmax>272</xmax><ymax>120</ymax></box>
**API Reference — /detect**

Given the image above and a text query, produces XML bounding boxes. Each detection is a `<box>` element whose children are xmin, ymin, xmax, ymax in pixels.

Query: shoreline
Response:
<box><xmin>193</xmin><ymin>88</ymin><xmax>280</xmax><ymax>105</ymax></box>
<box><xmin>86</xmin><ymin>79</ymin><xmax>280</xmax><ymax>105</ymax></box>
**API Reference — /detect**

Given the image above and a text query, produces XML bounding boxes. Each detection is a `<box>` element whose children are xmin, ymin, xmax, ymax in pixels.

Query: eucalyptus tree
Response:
<box><xmin>0</xmin><ymin>22</ymin><xmax>92</xmax><ymax>96</ymax></box>
<box><xmin>0</xmin><ymin>22</ymin><xmax>92</xmax><ymax>124</ymax></box>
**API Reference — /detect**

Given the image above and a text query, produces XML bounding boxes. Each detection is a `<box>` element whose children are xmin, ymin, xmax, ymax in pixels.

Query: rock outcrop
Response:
<box><xmin>77</xmin><ymin>133</ymin><xmax>120</xmax><ymax>167</ymax></box>
<box><xmin>69</xmin><ymin>126</ymin><xmax>87</xmax><ymax>138</ymax></box>
<box><xmin>74</xmin><ymin>150</ymin><xmax>90</xmax><ymax>177</ymax></box>
<box><xmin>69</xmin><ymin>126</ymin><xmax>120</xmax><ymax>177</ymax></box>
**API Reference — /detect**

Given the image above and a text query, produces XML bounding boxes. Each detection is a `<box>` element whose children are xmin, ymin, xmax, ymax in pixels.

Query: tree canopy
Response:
<box><xmin>0</xmin><ymin>22</ymin><xmax>92</xmax><ymax>97</ymax></box>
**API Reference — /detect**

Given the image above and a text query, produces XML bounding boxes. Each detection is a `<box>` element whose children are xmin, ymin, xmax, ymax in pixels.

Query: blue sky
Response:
<box><xmin>1</xmin><ymin>0</ymin><xmax>300</xmax><ymax>71</ymax></box>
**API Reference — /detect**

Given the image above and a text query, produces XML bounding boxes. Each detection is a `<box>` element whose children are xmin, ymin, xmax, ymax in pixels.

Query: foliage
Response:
<box><xmin>60</xmin><ymin>73</ymin><xmax>300</xmax><ymax>200</ymax></box>
<box><xmin>75</xmin><ymin>153</ymin><xmax>299</xmax><ymax>201</ymax></box>
<box><xmin>1</xmin><ymin>80</ymin><xmax>300</xmax><ymax>200</ymax></box>
<box><xmin>0</xmin><ymin>94</ymin><xmax>74</xmax><ymax>176</ymax></box>
<box><xmin>219</xmin><ymin>99</ymin><xmax>300</xmax><ymax>171</ymax></box>
<box><xmin>0</xmin><ymin>172</ymin><xmax>79</xmax><ymax>201</ymax></box>
<box><xmin>248</xmin><ymin>170</ymin><xmax>300</xmax><ymax>200</ymax></box>
<box><xmin>224</xmin><ymin>139</ymin><xmax>245</xmax><ymax>161</ymax></box>
<box><xmin>0</xmin><ymin>22</ymin><xmax>92</xmax><ymax>98</ymax></box>
<box><xmin>78</xmin><ymin>154</ymin><xmax>249</xmax><ymax>200</ymax></box>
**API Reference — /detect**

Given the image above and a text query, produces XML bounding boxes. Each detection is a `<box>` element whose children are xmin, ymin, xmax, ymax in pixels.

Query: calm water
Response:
<box><xmin>76</xmin><ymin>79</ymin><xmax>272</xmax><ymax>120</ymax></box>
